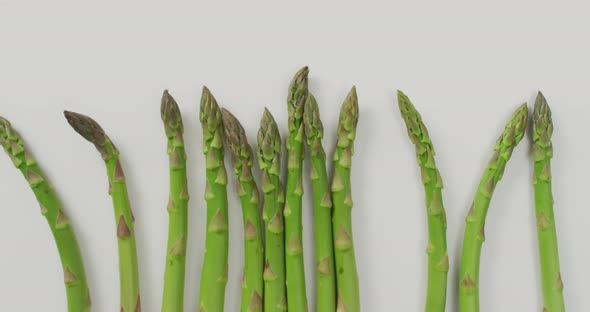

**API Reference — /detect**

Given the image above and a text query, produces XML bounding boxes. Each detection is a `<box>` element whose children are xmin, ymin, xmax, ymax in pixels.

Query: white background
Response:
<box><xmin>0</xmin><ymin>1</ymin><xmax>588</xmax><ymax>311</ymax></box>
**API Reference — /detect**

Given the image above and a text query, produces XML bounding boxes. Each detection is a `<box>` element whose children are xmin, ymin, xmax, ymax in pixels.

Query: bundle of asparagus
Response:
<box><xmin>215</xmin><ymin>69</ymin><xmax>363</xmax><ymax>312</ymax></box>
<box><xmin>1</xmin><ymin>69</ymin><xmax>568</xmax><ymax>312</ymax></box>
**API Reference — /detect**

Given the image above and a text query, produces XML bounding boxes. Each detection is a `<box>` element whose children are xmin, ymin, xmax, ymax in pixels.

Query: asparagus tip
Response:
<box><xmin>397</xmin><ymin>91</ymin><xmax>430</xmax><ymax>148</ymax></box>
<box><xmin>260</xmin><ymin>108</ymin><xmax>280</xmax><ymax>138</ymax></box>
<box><xmin>288</xmin><ymin>66</ymin><xmax>310</xmax><ymax>99</ymax></box>
<box><xmin>515</xmin><ymin>103</ymin><xmax>529</xmax><ymax>125</ymax></box>
<box><xmin>261</xmin><ymin>107</ymin><xmax>275</xmax><ymax>127</ymax></box>
<box><xmin>396</xmin><ymin>89</ymin><xmax>416</xmax><ymax>116</ymax></box>
<box><xmin>0</xmin><ymin>116</ymin><xmax>11</xmax><ymax>133</ymax></box>
<box><xmin>303</xmin><ymin>92</ymin><xmax>323</xmax><ymax>141</ymax></box>
<box><xmin>64</xmin><ymin>110</ymin><xmax>108</xmax><ymax>146</ymax></box>
<box><xmin>0</xmin><ymin>116</ymin><xmax>14</xmax><ymax>146</ymax></box>
<box><xmin>161</xmin><ymin>90</ymin><xmax>183</xmax><ymax>134</ymax></box>
<box><xmin>534</xmin><ymin>91</ymin><xmax>551</xmax><ymax>119</ymax></box>
<box><xmin>350</xmin><ymin>85</ymin><xmax>357</xmax><ymax>97</ymax></box>
<box><xmin>304</xmin><ymin>92</ymin><xmax>318</xmax><ymax>114</ymax></box>
<box><xmin>338</xmin><ymin>86</ymin><xmax>359</xmax><ymax>134</ymax></box>
<box><xmin>220</xmin><ymin>108</ymin><xmax>235</xmax><ymax>133</ymax></box>
<box><xmin>221</xmin><ymin>108</ymin><xmax>251</xmax><ymax>164</ymax></box>
<box><xmin>287</xmin><ymin>66</ymin><xmax>310</xmax><ymax>130</ymax></box>
<box><xmin>499</xmin><ymin>103</ymin><xmax>528</xmax><ymax>148</ymax></box>
<box><xmin>202</xmin><ymin>85</ymin><xmax>211</xmax><ymax>97</ymax></box>
<box><xmin>257</xmin><ymin>108</ymin><xmax>281</xmax><ymax>162</ymax></box>
<box><xmin>396</xmin><ymin>89</ymin><xmax>407</xmax><ymax>99</ymax></box>
<box><xmin>533</xmin><ymin>92</ymin><xmax>552</xmax><ymax>141</ymax></box>
<box><xmin>199</xmin><ymin>86</ymin><xmax>222</xmax><ymax>131</ymax></box>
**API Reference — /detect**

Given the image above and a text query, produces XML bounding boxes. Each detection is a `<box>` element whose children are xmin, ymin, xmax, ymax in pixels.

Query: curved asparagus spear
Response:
<box><xmin>64</xmin><ymin>111</ymin><xmax>140</xmax><ymax>312</ymax></box>
<box><xmin>332</xmin><ymin>87</ymin><xmax>361</xmax><ymax>312</ymax></box>
<box><xmin>397</xmin><ymin>91</ymin><xmax>449</xmax><ymax>312</ymax></box>
<box><xmin>532</xmin><ymin>92</ymin><xmax>565</xmax><ymax>312</ymax></box>
<box><xmin>198</xmin><ymin>87</ymin><xmax>229</xmax><ymax>312</ymax></box>
<box><xmin>0</xmin><ymin>117</ymin><xmax>91</xmax><ymax>312</ymax></box>
<box><xmin>303</xmin><ymin>94</ymin><xmax>336</xmax><ymax>312</ymax></box>
<box><xmin>160</xmin><ymin>90</ymin><xmax>189</xmax><ymax>312</ymax></box>
<box><xmin>285</xmin><ymin>66</ymin><xmax>309</xmax><ymax>312</ymax></box>
<box><xmin>221</xmin><ymin>109</ymin><xmax>264</xmax><ymax>312</ymax></box>
<box><xmin>257</xmin><ymin>108</ymin><xmax>287</xmax><ymax>312</ymax></box>
<box><xmin>459</xmin><ymin>104</ymin><xmax>528</xmax><ymax>312</ymax></box>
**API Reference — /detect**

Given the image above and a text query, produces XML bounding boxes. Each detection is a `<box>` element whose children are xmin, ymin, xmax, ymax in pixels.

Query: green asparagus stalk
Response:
<box><xmin>397</xmin><ymin>91</ymin><xmax>449</xmax><ymax>312</ymax></box>
<box><xmin>302</xmin><ymin>93</ymin><xmax>336</xmax><ymax>312</ymax></box>
<box><xmin>257</xmin><ymin>108</ymin><xmax>287</xmax><ymax>312</ymax></box>
<box><xmin>332</xmin><ymin>87</ymin><xmax>361</xmax><ymax>312</ymax></box>
<box><xmin>285</xmin><ymin>66</ymin><xmax>310</xmax><ymax>312</ymax></box>
<box><xmin>0</xmin><ymin>117</ymin><xmax>91</xmax><ymax>312</ymax></box>
<box><xmin>221</xmin><ymin>109</ymin><xmax>264</xmax><ymax>312</ymax></box>
<box><xmin>160</xmin><ymin>90</ymin><xmax>189</xmax><ymax>312</ymax></box>
<box><xmin>64</xmin><ymin>111</ymin><xmax>141</xmax><ymax>312</ymax></box>
<box><xmin>532</xmin><ymin>92</ymin><xmax>565</xmax><ymax>312</ymax></box>
<box><xmin>198</xmin><ymin>87</ymin><xmax>229</xmax><ymax>312</ymax></box>
<box><xmin>459</xmin><ymin>104</ymin><xmax>528</xmax><ymax>312</ymax></box>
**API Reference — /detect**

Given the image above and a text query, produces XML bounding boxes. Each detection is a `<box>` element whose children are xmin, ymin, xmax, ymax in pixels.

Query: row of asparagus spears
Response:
<box><xmin>0</xmin><ymin>66</ymin><xmax>564</xmax><ymax>312</ymax></box>
<box><xmin>398</xmin><ymin>91</ymin><xmax>564</xmax><ymax>312</ymax></box>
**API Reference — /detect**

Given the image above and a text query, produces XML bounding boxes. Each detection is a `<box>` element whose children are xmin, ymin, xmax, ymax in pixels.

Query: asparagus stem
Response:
<box><xmin>198</xmin><ymin>87</ymin><xmax>229</xmax><ymax>312</ymax></box>
<box><xmin>397</xmin><ymin>91</ymin><xmax>449</xmax><ymax>312</ymax></box>
<box><xmin>221</xmin><ymin>109</ymin><xmax>264</xmax><ymax>312</ymax></box>
<box><xmin>64</xmin><ymin>111</ymin><xmax>140</xmax><ymax>312</ymax></box>
<box><xmin>285</xmin><ymin>66</ymin><xmax>310</xmax><ymax>312</ymax></box>
<box><xmin>303</xmin><ymin>94</ymin><xmax>336</xmax><ymax>312</ymax></box>
<box><xmin>0</xmin><ymin>117</ymin><xmax>91</xmax><ymax>312</ymax></box>
<box><xmin>160</xmin><ymin>91</ymin><xmax>189</xmax><ymax>312</ymax></box>
<box><xmin>332</xmin><ymin>87</ymin><xmax>361</xmax><ymax>312</ymax></box>
<box><xmin>532</xmin><ymin>92</ymin><xmax>565</xmax><ymax>312</ymax></box>
<box><xmin>459</xmin><ymin>104</ymin><xmax>528</xmax><ymax>312</ymax></box>
<box><xmin>257</xmin><ymin>108</ymin><xmax>287</xmax><ymax>312</ymax></box>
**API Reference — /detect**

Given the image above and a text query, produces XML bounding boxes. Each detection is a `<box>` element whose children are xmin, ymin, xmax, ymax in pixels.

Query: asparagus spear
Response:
<box><xmin>285</xmin><ymin>66</ymin><xmax>310</xmax><ymax>312</ymax></box>
<box><xmin>0</xmin><ymin>117</ymin><xmax>91</xmax><ymax>312</ymax></box>
<box><xmin>198</xmin><ymin>87</ymin><xmax>229</xmax><ymax>312</ymax></box>
<box><xmin>257</xmin><ymin>108</ymin><xmax>287</xmax><ymax>312</ymax></box>
<box><xmin>397</xmin><ymin>91</ymin><xmax>449</xmax><ymax>312</ymax></box>
<box><xmin>64</xmin><ymin>111</ymin><xmax>141</xmax><ymax>312</ymax></box>
<box><xmin>221</xmin><ymin>109</ymin><xmax>264</xmax><ymax>312</ymax></box>
<box><xmin>459</xmin><ymin>104</ymin><xmax>528</xmax><ymax>312</ymax></box>
<box><xmin>532</xmin><ymin>92</ymin><xmax>565</xmax><ymax>312</ymax></box>
<box><xmin>160</xmin><ymin>90</ymin><xmax>189</xmax><ymax>312</ymax></box>
<box><xmin>332</xmin><ymin>87</ymin><xmax>361</xmax><ymax>312</ymax></box>
<box><xmin>303</xmin><ymin>93</ymin><xmax>336</xmax><ymax>312</ymax></box>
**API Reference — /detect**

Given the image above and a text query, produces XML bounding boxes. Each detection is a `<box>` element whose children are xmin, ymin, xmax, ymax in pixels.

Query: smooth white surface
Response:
<box><xmin>0</xmin><ymin>1</ymin><xmax>588</xmax><ymax>311</ymax></box>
